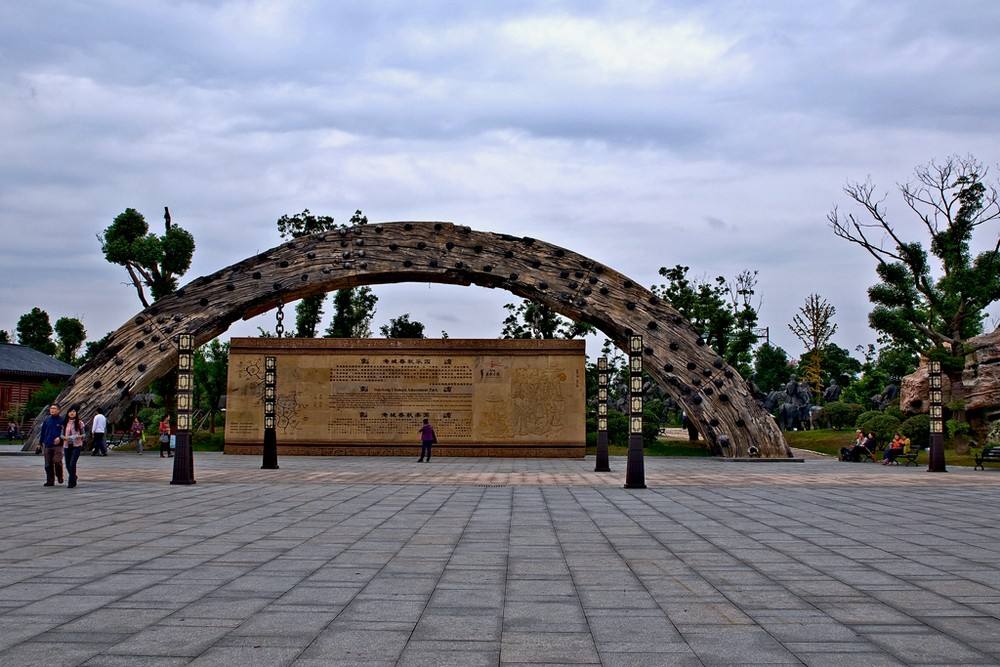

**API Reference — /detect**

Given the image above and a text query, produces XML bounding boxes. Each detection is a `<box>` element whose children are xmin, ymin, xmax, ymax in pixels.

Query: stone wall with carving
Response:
<box><xmin>225</xmin><ymin>337</ymin><xmax>586</xmax><ymax>457</ymax></box>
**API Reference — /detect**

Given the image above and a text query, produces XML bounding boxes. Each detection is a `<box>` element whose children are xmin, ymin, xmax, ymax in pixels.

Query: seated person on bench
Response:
<box><xmin>882</xmin><ymin>433</ymin><xmax>906</xmax><ymax>464</ymax></box>
<box><xmin>841</xmin><ymin>431</ymin><xmax>872</xmax><ymax>462</ymax></box>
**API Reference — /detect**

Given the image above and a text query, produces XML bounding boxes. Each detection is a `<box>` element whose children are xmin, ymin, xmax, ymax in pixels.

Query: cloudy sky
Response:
<box><xmin>2</xmin><ymin>0</ymin><xmax>998</xmax><ymax>360</ymax></box>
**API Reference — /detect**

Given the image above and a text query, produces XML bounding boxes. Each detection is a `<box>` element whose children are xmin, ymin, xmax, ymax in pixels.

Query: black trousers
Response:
<box><xmin>419</xmin><ymin>442</ymin><xmax>433</xmax><ymax>460</ymax></box>
<box><xmin>64</xmin><ymin>446</ymin><xmax>81</xmax><ymax>485</ymax></box>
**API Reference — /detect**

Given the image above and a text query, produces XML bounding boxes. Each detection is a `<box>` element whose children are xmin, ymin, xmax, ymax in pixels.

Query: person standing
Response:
<box><xmin>40</xmin><ymin>404</ymin><xmax>64</xmax><ymax>487</ymax></box>
<box><xmin>158</xmin><ymin>415</ymin><xmax>173</xmax><ymax>458</ymax></box>
<box><xmin>91</xmin><ymin>408</ymin><xmax>108</xmax><ymax>457</ymax></box>
<box><xmin>62</xmin><ymin>405</ymin><xmax>86</xmax><ymax>488</ymax></box>
<box><xmin>417</xmin><ymin>418</ymin><xmax>436</xmax><ymax>463</ymax></box>
<box><xmin>130</xmin><ymin>416</ymin><xmax>144</xmax><ymax>454</ymax></box>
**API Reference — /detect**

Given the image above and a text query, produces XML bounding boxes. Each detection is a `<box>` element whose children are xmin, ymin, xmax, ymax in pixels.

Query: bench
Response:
<box><xmin>891</xmin><ymin>446</ymin><xmax>920</xmax><ymax>467</ymax></box>
<box><xmin>974</xmin><ymin>446</ymin><xmax>1000</xmax><ymax>471</ymax></box>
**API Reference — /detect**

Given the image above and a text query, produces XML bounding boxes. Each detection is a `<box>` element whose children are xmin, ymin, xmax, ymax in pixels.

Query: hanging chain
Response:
<box><xmin>275</xmin><ymin>302</ymin><xmax>285</xmax><ymax>338</ymax></box>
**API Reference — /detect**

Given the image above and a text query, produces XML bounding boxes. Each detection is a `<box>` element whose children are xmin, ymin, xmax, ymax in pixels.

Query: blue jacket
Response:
<box><xmin>40</xmin><ymin>415</ymin><xmax>63</xmax><ymax>447</ymax></box>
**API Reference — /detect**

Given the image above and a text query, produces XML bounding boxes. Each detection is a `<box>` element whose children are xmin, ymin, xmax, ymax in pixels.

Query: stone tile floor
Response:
<box><xmin>1</xmin><ymin>452</ymin><xmax>999</xmax><ymax>666</ymax></box>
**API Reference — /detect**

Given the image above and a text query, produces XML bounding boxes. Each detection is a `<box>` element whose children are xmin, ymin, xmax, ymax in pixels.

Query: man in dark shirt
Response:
<box><xmin>40</xmin><ymin>404</ymin><xmax>64</xmax><ymax>487</ymax></box>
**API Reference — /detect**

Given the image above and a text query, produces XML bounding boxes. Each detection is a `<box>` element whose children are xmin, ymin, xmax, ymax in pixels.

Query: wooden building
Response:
<box><xmin>0</xmin><ymin>344</ymin><xmax>76</xmax><ymax>420</ymax></box>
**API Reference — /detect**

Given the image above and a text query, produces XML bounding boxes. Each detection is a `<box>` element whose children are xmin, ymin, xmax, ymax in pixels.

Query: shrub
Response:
<box><xmin>587</xmin><ymin>409</ymin><xmax>630</xmax><ymax>447</ymax></box>
<box><xmin>860</xmin><ymin>414</ymin><xmax>901</xmax><ymax>448</ymax></box>
<box><xmin>820</xmin><ymin>402</ymin><xmax>864</xmax><ymax>429</ymax></box>
<box><xmin>855</xmin><ymin>410</ymin><xmax>882</xmax><ymax>430</ymax></box>
<box><xmin>900</xmin><ymin>414</ymin><xmax>930</xmax><ymax>450</ymax></box>
<box><xmin>23</xmin><ymin>381</ymin><xmax>65</xmax><ymax>426</ymax></box>
<box><xmin>988</xmin><ymin>421</ymin><xmax>1000</xmax><ymax>445</ymax></box>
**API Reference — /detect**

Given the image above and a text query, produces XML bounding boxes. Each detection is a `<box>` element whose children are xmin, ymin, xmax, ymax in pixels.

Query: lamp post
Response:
<box><xmin>262</xmin><ymin>355</ymin><xmax>280</xmax><ymax>469</ymax></box>
<box><xmin>595</xmin><ymin>356</ymin><xmax>610</xmax><ymax>472</ymax></box>
<box><xmin>170</xmin><ymin>333</ymin><xmax>196</xmax><ymax>485</ymax></box>
<box><xmin>624</xmin><ymin>335</ymin><xmax>646</xmax><ymax>489</ymax></box>
<box><xmin>927</xmin><ymin>360</ymin><xmax>946</xmax><ymax>472</ymax></box>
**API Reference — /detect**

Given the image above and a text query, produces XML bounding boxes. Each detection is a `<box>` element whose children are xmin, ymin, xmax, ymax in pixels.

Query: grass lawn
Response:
<box><xmin>784</xmin><ymin>428</ymin><xmax>981</xmax><ymax>468</ymax></box>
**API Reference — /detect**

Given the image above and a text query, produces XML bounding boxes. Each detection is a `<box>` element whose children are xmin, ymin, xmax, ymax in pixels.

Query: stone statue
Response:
<box><xmin>823</xmin><ymin>380</ymin><xmax>842</xmax><ymax>403</ymax></box>
<box><xmin>871</xmin><ymin>383</ymin><xmax>899</xmax><ymax>410</ymax></box>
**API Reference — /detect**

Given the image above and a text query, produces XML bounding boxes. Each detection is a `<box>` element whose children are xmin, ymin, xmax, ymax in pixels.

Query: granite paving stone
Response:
<box><xmin>1</xmin><ymin>453</ymin><xmax>1000</xmax><ymax>664</ymax></box>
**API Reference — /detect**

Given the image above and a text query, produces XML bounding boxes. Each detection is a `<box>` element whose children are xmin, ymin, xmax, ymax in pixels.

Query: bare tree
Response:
<box><xmin>788</xmin><ymin>294</ymin><xmax>838</xmax><ymax>395</ymax></box>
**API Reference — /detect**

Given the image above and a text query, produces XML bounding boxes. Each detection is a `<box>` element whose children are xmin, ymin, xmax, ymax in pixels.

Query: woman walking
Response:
<box><xmin>158</xmin><ymin>415</ymin><xmax>173</xmax><ymax>458</ymax></box>
<box><xmin>62</xmin><ymin>405</ymin><xmax>86</xmax><ymax>488</ymax></box>
<box><xmin>417</xmin><ymin>418</ymin><xmax>436</xmax><ymax>463</ymax></box>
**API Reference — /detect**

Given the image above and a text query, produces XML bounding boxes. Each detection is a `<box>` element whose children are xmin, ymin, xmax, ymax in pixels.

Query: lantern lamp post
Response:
<box><xmin>927</xmin><ymin>360</ymin><xmax>946</xmax><ymax>472</ymax></box>
<box><xmin>262</xmin><ymin>355</ymin><xmax>280</xmax><ymax>469</ymax></box>
<box><xmin>595</xmin><ymin>356</ymin><xmax>611</xmax><ymax>472</ymax></box>
<box><xmin>170</xmin><ymin>333</ymin><xmax>196</xmax><ymax>485</ymax></box>
<box><xmin>624</xmin><ymin>335</ymin><xmax>646</xmax><ymax>489</ymax></box>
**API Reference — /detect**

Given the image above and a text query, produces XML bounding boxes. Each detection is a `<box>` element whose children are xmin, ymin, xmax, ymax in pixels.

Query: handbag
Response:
<box><xmin>159</xmin><ymin>434</ymin><xmax>170</xmax><ymax>444</ymax></box>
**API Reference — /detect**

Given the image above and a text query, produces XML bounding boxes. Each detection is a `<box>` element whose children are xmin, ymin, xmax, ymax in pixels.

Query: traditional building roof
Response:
<box><xmin>0</xmin><ymin>344</ymin><xmax>77</xmax><ymax>379</ymax></box>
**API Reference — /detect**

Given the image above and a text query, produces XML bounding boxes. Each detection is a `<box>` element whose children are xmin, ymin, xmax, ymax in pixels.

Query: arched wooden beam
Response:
<box><xmin>27</xmin><ymin>222</ymin><xmax>791</xmax><ymax>458</ymax></box>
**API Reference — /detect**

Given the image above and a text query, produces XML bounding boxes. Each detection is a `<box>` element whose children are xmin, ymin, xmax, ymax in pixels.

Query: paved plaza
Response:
<box><xmin>1</xmin><ymin>452</ymin><xmax>1000</xmax><ymax>666</ymax></box>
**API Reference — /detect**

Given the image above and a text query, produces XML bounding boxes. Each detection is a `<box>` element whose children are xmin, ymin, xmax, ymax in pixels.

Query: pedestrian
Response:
<box><xmin>91</xmin><ymin>407</ymin><xmax>108</xmax><ymax>456</ymax></box>
<box><xmin>40</xmin><ymin>404</ymin><xmax>64</xmax><ymax>487</ymax></box>
<box><xmin>7</xmin><ymin>420</ymin><xmax>18</xmax><ymax>441</ymax></box>
<box><xmin>130</xmin><ymin>416</ymin><xmax>144</xmax><ymax>454</ymax></box>
<box><xmin>62</xmin><ymin>405</ymin><xmax>86</xmax><ymax>488</ymax></box>
<box><xmin>417</xmin><ymin>418</ymin><xmax>436</xmax><ymax>463</ymax></box>
<box><xmin>158</xmin><ymin>415</ymin><xmax>173</xmax><ymax>458</ymax></box>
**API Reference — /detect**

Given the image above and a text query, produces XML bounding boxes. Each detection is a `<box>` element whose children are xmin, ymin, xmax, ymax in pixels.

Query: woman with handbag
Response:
<box><xmin>158</xmin><ymin>415</ymin><xmax>173</xmax><ymax>458</ymax></box>
<box><xmin>62</xmin><ymin>405</ymin><xmax>86</xmax><ymax>488</ymax></box>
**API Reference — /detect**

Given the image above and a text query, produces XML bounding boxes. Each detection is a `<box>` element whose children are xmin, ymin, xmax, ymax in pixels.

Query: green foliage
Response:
<box><xmin>77</xmin><ymin>332</ymin><xmax>113</xmax><ymax>367</ymax></box>
<box><xmin>501</xmin><ymin>300</ymin><xmax>594</xmax><ymax>339</ymax></box>
<box><xmin>54</xmin><ymin>316</ymin><xmax>86</xmax><ymax>364</ymax></box>
<box><xmin>855</xmin><ymin>410</ymin><xmax>882</xmax><ymax>429</ymax></box>
<box><xmin>841</xmin><ymin>344</ymin><xmax>918</xmax><ymax>406</ymax></box>
<box><xmin>100</xmin><ymin>207</ymin><xmax>195</xmax><ymax>306</ymax></box>
<box><xmin>900</xmin><ymin>414</ymin><xmax>930</xmax><ymax>450</ymax></box>
<box><xmin>16</xmin><ymin>307</ymin><xmax>56</xmax><ymax>355</ymax></box>
<box><xmin>0</xmin><ymin>330</ymin><xmax>10</xmax><ymax>343</ymax></box>
<box><xmin>987</xmin><ymin>421</ymin><xmax>1000</xmax><ymax>445</ymax></box>
<box><xmin>752</xmin><ymin>343</ymin><xmax>792</xmax><ymax>393</ymax></box>
<box><xmin>858</xmin><ymin>414</ymin><xmax>901</xmax><ymax>447</ymax></box>
<box><xmin>652</xmin><ymin>266</ymin><xmax>759</xmax><ymax>377</ymax></box>
<box><xmin>193</xmin><ymin>339</ymin><xmax>229</xmax><ymax>432</ymax></box>
<box><xmin>325</xmin><ymin>286</ymin><xmax>378</xmax><ymax>338</ymax></box>
<box><xmin>946</xmin><ymin>418</ymin><xmax>972</xmax><ymax>440</ymax></box>
<box><xmin>797</xmin><ymin>344</ymin><xmax>862</xmax><ymax>390</ymax></box>
<box><xmin>294</xmin><ymin>296</ymin><xmax>325</xmax><ymax>338</ymax></box>
<box><xmin>24</xmin><ymin>381</ymin><xmax>64</xmax><ymax>423</ymax></box>
<box><xmin>818</xmin><ymin>401</ymin><xmax>864</xmax><ymax>429</ymax></box>
<box><xmin>380</xmin><ymin>314</ymin><xmax>426</xmax><ymax>338</ymax></box>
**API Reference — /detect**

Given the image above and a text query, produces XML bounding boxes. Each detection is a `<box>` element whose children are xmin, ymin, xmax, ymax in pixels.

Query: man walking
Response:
<box><xmin>40</xmin><ymin>404</ymin><xmax>64</xmax><ymax>487</ymax></box>
<box><xmin>91</xmin><ymin>407</ymin><xmax>107</xmax><ymax>456</ymax></box>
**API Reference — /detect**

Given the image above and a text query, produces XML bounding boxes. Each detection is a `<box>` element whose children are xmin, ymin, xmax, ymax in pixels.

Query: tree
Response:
<box><xmin>77</xmin><ymin>332</ymin><xmax>114</xmax><ymax>367</ymax></box>
<box><xmin>380</xmin><ymin>314</ymin><xmax>426</xmax><ymax>338</ymax></box>
<box><xmin>500</xmin><ymin>300</ymin><xmax>594</xmax><ymax>339</ymax></box>
<box><xmin>54</xmin><ymin>317</ymin><xmax>86</xmax><ymax>365</ymax></box>
<box><xmin>193</xmin><ymin>339</ymin><xmax>229</xmax><ymax>432</ymax></box>
<box><xmin>841</xmin><ymin>343</ymin><xmax>918</xmax><ymax>407</ymax></box>
<box><xmin>829</xmin><ymin>155</ymin><xmax>999</xmax><ymax>365</ymax></box>
<box><xmin>796</xmin><ymin>343</ymin><xmax>862</xmax><ymax>392</ymax></box>
<box><xmin>325</xmin><ymin>286</ymin><xmax>378</xmax><ymax>338</ymax></box>
<box><xmin>100</xmin><ymin>207</ymin><xmax>195</xmax><ymax>308</ymax></box>
<box><xmin>788</xmin><ymin>294</ymin><xmax>838</xmax><ymax>396</ymax></box>
<box><xmin>16</xmin><ymin>308</ymin><xmax>56</xmax><ymax>355</ymax></box>
<box><xmin>652</xmin><ymin>266</ymin><xmax>761</xmax><ymax>377</ymax></box>
<box><xmin>276</xmin><ymin>209</ymin><xmax>339</xmax><ymax>337</ymax></box>
<box><xmin>753</xmin><ymin>343</ymin><xmax>792</xmax><ymax>394</ymax></box>
<box><xmin>0</xmin><ymin>330</ymin><xmax>9</xmax><ymax>344</ymax></box>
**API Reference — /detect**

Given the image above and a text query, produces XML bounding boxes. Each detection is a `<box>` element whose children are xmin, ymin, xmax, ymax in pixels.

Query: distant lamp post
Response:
<box><xmin>624</xmin><ymin>335</ymin><xmax>646</xmax><ymax>489</ymax></box>
<box><xmin>262</xmin><ymin>355</ymin><xmax>279</xmax><ymax>469</ymax></box>
<box><xmin>595</xmin><ymin>356</ymin><xmax>610</xmax><ymax>472</ymax></box>
<box><xmin>927</xmin><ymin>359</ymin><xmax>946</xmax><ymax>472</ymax></box>
<box><xmin>171</xmin><ymin>333</ymin><xmax>196</xmax><ymax>485</ymax></box>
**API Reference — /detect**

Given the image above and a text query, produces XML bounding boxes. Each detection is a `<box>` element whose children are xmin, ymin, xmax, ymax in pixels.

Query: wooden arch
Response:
<box><xmin>29</xmin><ymin>222</ymin><xmax>791</xmax><ymax>457</ymax></box>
